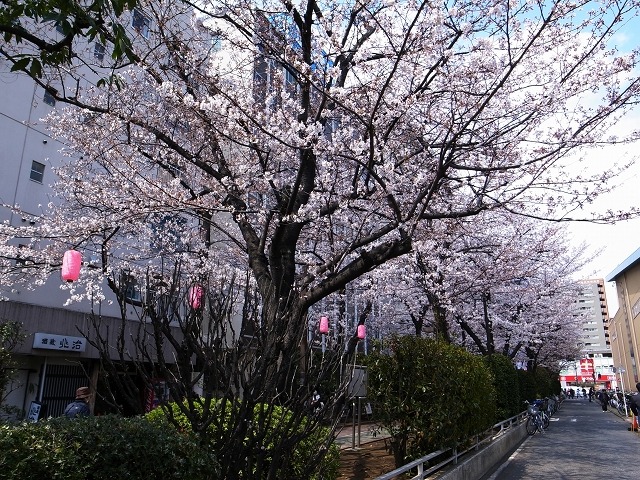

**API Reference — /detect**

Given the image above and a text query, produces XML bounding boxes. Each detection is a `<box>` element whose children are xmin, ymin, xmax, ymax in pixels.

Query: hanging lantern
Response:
<box><xmin>357</xmin><ymin>324</ymin><xmax>366</xmax><ymax>340</ymax></box>
<box><xmin>188</xmin><ymin>284</ymin><xmax>204</xmax><ymax>310</ymax></box>
<box><xmin>61</xmin><ymin>250</ymin><xmax>82</xmax><ymax>282</ymax></box>
<box><xmin>319</xmin><ymin>316</ymin><xmax>329</xmax><ymax>334</ymax></box>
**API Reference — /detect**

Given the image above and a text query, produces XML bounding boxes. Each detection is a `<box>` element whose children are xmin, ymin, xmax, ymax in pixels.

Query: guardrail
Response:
<box><xmin>374</xmin><ymin>411</ymin><xmax>528</xmax><ymax>480</ymax></box>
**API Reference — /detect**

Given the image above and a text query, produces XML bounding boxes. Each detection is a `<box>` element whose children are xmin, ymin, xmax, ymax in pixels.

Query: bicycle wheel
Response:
<box><xmin>542</xmin><ymin>413</ymin><xmax>550</xmax><ymax>429</ymax></box>
<box><xmin>526</xmin><ymin>417</ymin><xmax>537</xmax><ymax>435</ymax></box>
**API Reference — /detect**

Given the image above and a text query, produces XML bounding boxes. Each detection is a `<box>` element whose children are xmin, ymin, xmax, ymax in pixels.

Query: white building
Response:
<box><xmin>0</xmin><ymin>7</ymin><xmax>194</xmax><ymax>420</ymax></box>
<box><xmin>559</xmin><ymin>279</ymin><xmax>617</xmax><ymax>391</ymax></box>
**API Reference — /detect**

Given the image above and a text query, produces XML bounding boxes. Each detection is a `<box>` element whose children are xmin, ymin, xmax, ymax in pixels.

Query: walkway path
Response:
<box><xmin>482</xmin><ymin>398</ymin><xmax>640</xmax><ymax>480</ymax></box>
<box><xmin>335</xmin><ymin>421</ymin><xmax>389</xmax><ymax>449</ymax></box>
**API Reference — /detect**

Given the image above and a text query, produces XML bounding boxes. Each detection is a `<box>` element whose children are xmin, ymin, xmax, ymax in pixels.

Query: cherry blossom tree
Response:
<box><xmin>3</xmin><ymin>0</ymin><xmax>640</xmax><ymax>475</ymax></box>
<box><xmin>5</xmin><ymin>0</ymin><xmax>640</xmax><ymax>340</ymax></box>
<box><xmin>29</xmin><ymin>0</ymin><xmax>640</xmax><ymax>337</ymax></box>
<box><xmin>441</xmin><ymin>214</ymin><xmax>585</xmax><ymax>366</ymax></box>
<box><xmin>361</xmin><ymin>212</ymin><xmax>585</xmax><ymax>367</ymax></box>
<box><xmin>0</xmin><ymin>319</ymin><xmax>25</xmax><ymax>419</ymax></box>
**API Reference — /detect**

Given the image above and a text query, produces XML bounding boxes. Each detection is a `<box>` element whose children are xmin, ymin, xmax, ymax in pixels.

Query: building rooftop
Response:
<box><xmin>606</xmin><ymin>246</ymin><xmax>640</xmax><ymax>282</ymax></box>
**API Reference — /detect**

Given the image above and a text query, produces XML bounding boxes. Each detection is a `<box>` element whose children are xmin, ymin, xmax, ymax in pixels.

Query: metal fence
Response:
<box><xmin>374</xmin><ymin>410</ymin><xmax>528</xmax><ymax>480</ymax></box>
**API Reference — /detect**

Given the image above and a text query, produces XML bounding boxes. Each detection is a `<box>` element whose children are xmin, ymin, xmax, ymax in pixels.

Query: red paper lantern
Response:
<box><xmin>319</xmin><ymin>316</ymin><xmax>329</xmax><ymax>334</ymax></box>
<box><xmin>61</xmin><ymin>250</ymin><xmax>82</xmax><ymax>282</ymax></box>
<box><xmin>188</xmin><ymin>284</ymin><xmax>204</xmax><ymax>310</ymax></box>
<box><xmin>357</xmin><ymin>324</ymin><xmax>366</xmax><ymax>339</ymax></box>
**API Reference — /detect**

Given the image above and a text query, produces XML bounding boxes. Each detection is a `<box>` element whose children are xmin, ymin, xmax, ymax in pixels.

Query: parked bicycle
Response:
<box><xmin>610</xmin><ymin>392</ymin><xmax>632</xmax><ymax>417</ymax></box>
<box><xmin>524</xmin><ymin>401</ymin><xmax>545</xmax><ymax>435</ymax></box>
<box><xmin>546</xmin><ymin>396</ymin><xmax>557</xmax><ymax>415</ymax></box>
<box><xmin>368</xmin><ymin>423</ymin><xmax>383</xmax><ymax>437</ymax></box>
<box><xmin>531</xmin><ymin>398</ymin><xmax>551</xmax><ymax>428</ymax></box>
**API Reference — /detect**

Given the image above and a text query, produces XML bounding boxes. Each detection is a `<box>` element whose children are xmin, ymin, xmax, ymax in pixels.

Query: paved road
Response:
<box><xmin>482</xmin><ymin>398</ymin><xmax>640</xmax><ymax>480</ymax></box>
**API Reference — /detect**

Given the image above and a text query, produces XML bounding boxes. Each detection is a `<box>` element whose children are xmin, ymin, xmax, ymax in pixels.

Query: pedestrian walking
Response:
<box><xmin>63</xmin><ymin>386</ymin><xmax>92</xmax><ymax>418</ymax></box>
<box><xmin>629</xmin><ymin>382</ymin><xmax>640</xmax><ymax>431</ymax></box>
<box><xmin>598</xmin><ymin>389</ymin><xmax>609</xmax><ymax>412</ymax></box>
<box><xmin>588</xmin><ymin>386</ymin><xmax>595</xmax><ymax>403</ymax></box>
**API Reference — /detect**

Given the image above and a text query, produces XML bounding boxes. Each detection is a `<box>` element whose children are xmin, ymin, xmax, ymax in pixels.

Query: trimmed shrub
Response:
<box><xmin>0</xmin><ymin>415</ymin><xmax>219</xmax><ymax>480</ymax></box>
<box><xmin>535</xmin><ymin>367</ymin><xmax>561</xmax><ymax>396</ymax></box>
<box><xmin>365</xmin><ymin>336</ymin><xmax>496</xmax><ymax>467</ymax></box>
<box><xmin>517</xmin><ymin>368</ymin><xmax>537</xmax><ymax>403</ymax></box>
<box><xmin>146</xmin><ymin>399</ymin><xmax>340</xmax><ymax>480</ymax></box>
<box><xmin>484</xmin><ymin>354</ymin><xmax>521</xmax><ymax>421</ymax></box>
<box><xmin>517</xmin><ymin>366</ymin><xmax>560</xmax><ymax>402</ymax></box>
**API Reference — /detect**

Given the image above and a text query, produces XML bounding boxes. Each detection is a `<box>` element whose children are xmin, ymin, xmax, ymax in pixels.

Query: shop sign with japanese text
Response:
<box><xmin>32</xmin><ymin>332</ymin><xmax>86</xmax><ymax>352</ymax></box>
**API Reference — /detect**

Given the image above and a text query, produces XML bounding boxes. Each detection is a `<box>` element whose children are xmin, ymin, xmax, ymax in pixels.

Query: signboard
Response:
<box><xmin>32</xmin><ymin>333</ymin><xmax>86</xmax><ymax>352</ymax></box>
<box><xmin>145</xmin><ymin>379</ymin><xmax>170</xmax><ymax>412</ymax></box>
<box><xmin>578</xmin><ymin>358</ymin><xmax>594</xmax><ymax>377</ymax></box>
<box><xmin>347</xmin><ymin>365</ymin><xmax>367</xmax><ymax>398</ymax></box>
<box><xmin>560</xmin><ymin>374</ymin><xmax>615</xmax><ymax>383</ymax></box>
<box><xmin>27</xmin><ymin>401</ymin><xmax>42</xmax><ymax>422</ymax></box>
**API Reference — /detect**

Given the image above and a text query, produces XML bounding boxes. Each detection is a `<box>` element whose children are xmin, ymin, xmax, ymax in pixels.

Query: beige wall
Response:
<box><xmin>611</xmin><ymin>265</ymin><xmax>640</xmax><ymax>387</ymax></box>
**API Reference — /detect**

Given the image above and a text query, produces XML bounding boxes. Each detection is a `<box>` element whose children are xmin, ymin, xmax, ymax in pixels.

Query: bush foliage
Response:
<box><xmin>518</xmin><ymin>366</ymin><xmax>561</xmax><ymax>402</ymax></box>
<box><xmin>146</xmin><ymin>399</ymin><xmax>340</xmax><ymax>480</ymax></box>
<box><xmin>0</xmin><ymin>415</ymin><xmax>219</xmax><ymax>480</ymax></box>
<box><xmin>365</xmin><ymin>336</ymin><xmax>496</xmax><ymax>467</ymax></box>
<box><xmin>484</xmin><ymin>354</ymin><xmax>521</xmax><ymax>421</ymax></box>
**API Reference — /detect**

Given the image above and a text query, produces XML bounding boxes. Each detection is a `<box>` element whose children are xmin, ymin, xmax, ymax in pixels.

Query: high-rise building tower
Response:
<box><xmin>559</xmin><ymin>279</ymin><xmax>615</xmax><ymax>390</ymax></box>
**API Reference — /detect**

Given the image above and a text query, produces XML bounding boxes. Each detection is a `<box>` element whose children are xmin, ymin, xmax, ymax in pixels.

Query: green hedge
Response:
<box><xmin>517</xmin><ymin>366</ymin><xmax>560</xmax><ymax>402</ymax></box>
<box><xmin>366</xmin><ymin>336</ymin><xmax>496</xmax><ymax>466</ymax></box>
<box><xmin>0</xmin><ymin>415</ymin><xmax>219</xmax><ymax>480</ymax></box>
<box><xmin>146</xmin><ymin>399</ymin><xmax>340</xmax><ymax>480</ymax></box>
<box><xmin>484</xmin><ymin>354</ymin><xmax>521</xmax><ymax>421</ymax></box>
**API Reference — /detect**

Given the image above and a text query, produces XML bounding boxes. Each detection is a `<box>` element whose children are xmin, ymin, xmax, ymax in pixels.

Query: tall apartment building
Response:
<box><xmin>605</xmin><ymin>247</ymin><xmax>640</xmax><ymax>390</ymax></box>
<box><xmin>559</xmin><ymin>278</ymin><xmax>615</xmax><ymax>390</ymax></box>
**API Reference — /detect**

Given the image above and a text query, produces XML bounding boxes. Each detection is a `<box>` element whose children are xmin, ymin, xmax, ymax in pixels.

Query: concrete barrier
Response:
<box><xmin>437</xmin><ymin>421</ymin><xmax>528</xmax><ymax>480</ymax></box>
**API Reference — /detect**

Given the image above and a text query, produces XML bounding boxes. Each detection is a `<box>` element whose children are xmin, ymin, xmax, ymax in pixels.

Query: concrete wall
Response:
<box><xmin>438</xmin><ymin>422</ymin><xmax>528</xmax><ymax>480</ymax></box>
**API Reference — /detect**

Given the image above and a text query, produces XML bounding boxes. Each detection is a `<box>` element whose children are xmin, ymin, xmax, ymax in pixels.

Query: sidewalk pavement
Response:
<box><xmin>335</xmin><ymin>421</ymin><xmax>389</xmax><ymax>449</ymax></box>
<box><xmin>483</xmin><ymin>397</ymin><xmax>640</xmax><ymax>480</ymax></box>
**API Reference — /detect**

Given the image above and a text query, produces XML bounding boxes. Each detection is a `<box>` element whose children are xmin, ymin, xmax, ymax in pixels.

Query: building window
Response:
<box><xmin>247</xmin><ymin>192</ymin><xmax>264</xmax><ymax>209</ymax></box>
<box><xmin>43</xmin><ymin>88</ymin><xmax>56</xmax><ymax>106</ymax></box>
<box><xmin>121</xmin><ymin>270</ymin><xmax>142</xmax><ymax>305</ymax></box>
<box><xmin>132</xmin><ymin>9</ymin><xmax>151</xmax><ymax>38</ymax></box>
<box><xmin>80</xmin><ymin>111</ymin><xmax>98</xmax><ymax>124</ymax></box>
<box><xmin>30</xmin><ymin>161</ymin><xmax>45</xmax><ymax>183</ymax></box>
<box><xmin>94</xmin><ymin>42</ymin><xmax>106</xmax><ymax>62</ymax></box>
<box><xmin>284</xmin><ymin>67</ymin><xmax>296</xmax><ymax>85</ymax></box>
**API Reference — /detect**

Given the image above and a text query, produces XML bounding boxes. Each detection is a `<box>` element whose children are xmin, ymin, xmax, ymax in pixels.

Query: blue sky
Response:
<box><xmin>566</xmin><ymin>6</ymin><xmax>640</xmax><ymax>313</ymax></box>
<box><xmin>568</xmin><ymin>152</ymin><xmax>640</xmax><ymax>314</ymax></box>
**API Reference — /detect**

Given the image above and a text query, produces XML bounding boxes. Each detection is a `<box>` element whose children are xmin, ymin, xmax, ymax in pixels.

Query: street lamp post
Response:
<box><xmin>618</xmin><ymin>367</ymin><xmax>628</xmax><ymax>415</ymax></box>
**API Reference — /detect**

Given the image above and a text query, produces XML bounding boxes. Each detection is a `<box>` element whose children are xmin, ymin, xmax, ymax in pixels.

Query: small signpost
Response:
<box><xmin>347</xmin><ymin>365</ymin><xmax>367</xmax><ymax>448</ymax></box>
<box><xmin>27</xmin><ymin>401</ymin><xmax>42</xmax><ymax>422</ymax></box>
